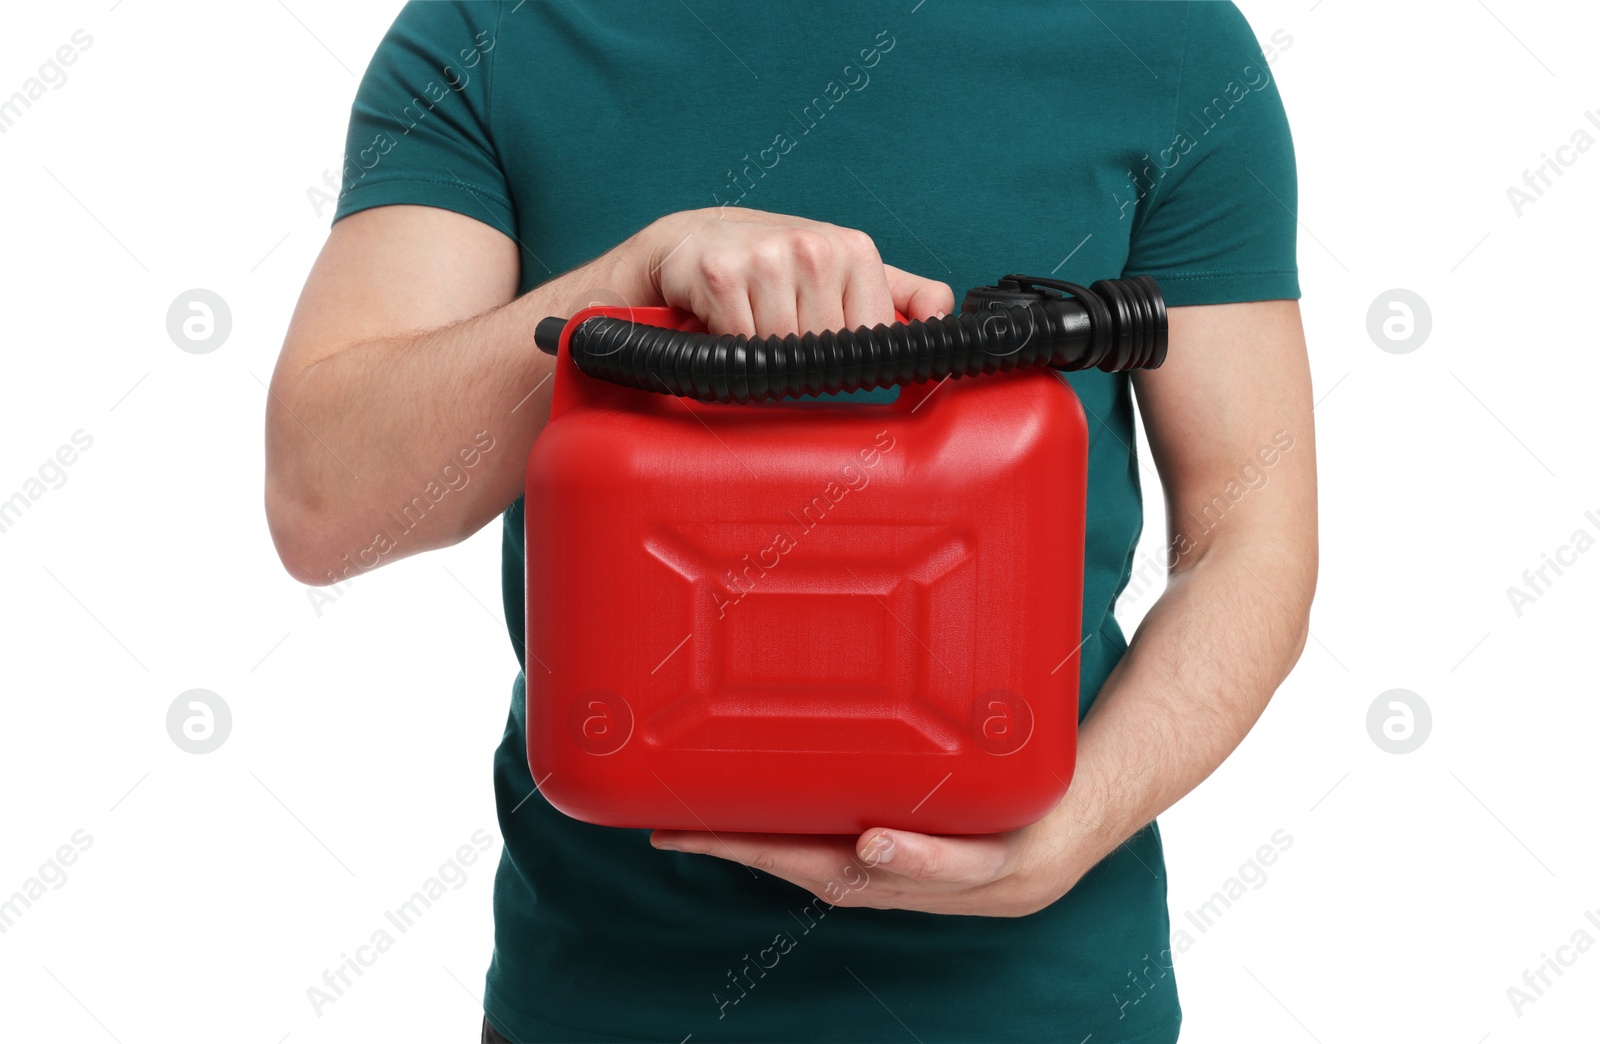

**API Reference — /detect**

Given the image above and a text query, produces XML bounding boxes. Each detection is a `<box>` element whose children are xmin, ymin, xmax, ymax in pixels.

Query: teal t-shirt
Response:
<box><xmin>334</xmin><ymin>3</ymin><xmax>1298</xmax><ymax>1040</ymax></box>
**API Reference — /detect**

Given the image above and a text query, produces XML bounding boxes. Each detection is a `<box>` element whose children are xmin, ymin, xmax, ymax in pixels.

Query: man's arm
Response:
<box><xmin>267</xmin><ymin>204</ymin><xmax>557</xmax><ymax>585</ymax></box>
<box><xmin>651</xmin><ymin>299</ymin><xmax>1319</xmax><ymax>916</ymax></box>
<box><xmin>1041</xmin><ymin>298</ymin><xmax>1318</xmax><ymax>897</ymax></box>
<box><xmin>266</xmin><ymin>205</ymin><xmax>953</xmax><ymax>585</ymax></box>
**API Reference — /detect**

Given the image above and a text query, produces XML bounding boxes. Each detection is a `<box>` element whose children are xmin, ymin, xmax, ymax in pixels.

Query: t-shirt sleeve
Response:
<box><xmin>332</xmin><ymin>0</ymin><xmax>515</xmax><ymax>237</ymax></box>
<box><xmin>1123</xmin><ymin>3</ymin><xmax>1299</xmax><ymax>306</ymax></box>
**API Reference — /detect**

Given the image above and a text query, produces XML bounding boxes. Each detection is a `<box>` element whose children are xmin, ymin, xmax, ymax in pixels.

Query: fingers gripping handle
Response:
<box><xmin>533</xmin><ymin>274</ymin><xmax>1167</xmax><ymax>404</ymax></box>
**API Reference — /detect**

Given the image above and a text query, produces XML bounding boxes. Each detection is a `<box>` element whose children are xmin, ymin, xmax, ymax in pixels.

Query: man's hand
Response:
<box><xmin>649</xmin><ymin>299</ymin><xmax>1318</xmax><ymax>919</ymax></box>
<box><xmin>633</xmin><ymin>207</ymin><xmax>952</xmax><ymax>337</ymax></box>
<box><xmin>650</xmin><ymin>815</ymin><xmax>1095</xmax><ymax>918</ymax></box>
<box><xmin>266</xmin><ymin>205</ymin><xmax>950</xmax><ymax>585</ymax></box>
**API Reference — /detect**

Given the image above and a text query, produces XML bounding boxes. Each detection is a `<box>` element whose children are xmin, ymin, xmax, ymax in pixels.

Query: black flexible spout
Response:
<box><xmin>534</xmin><ymin>274</ymin><xmax>1166</xmax><ymax>404</ymax></box>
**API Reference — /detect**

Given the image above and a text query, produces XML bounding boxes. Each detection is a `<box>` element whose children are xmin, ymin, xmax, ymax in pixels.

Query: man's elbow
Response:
<box><xmin>263</xmin><ymin>365</ymin><xmax>372</xmax><ymax>586</ymax></box>
<box><xmin>1282</xmin><ymin>542</ymin><xmax>1319</xmax><ymax>669</ymax></box>
<box><xmin>1286</xmin><ymin>608</ymin><xmax>1312</xmax><ymax>671</ymax></box>
<box><xmin>265</xmin><ymin>479</ymin><xmax>347</xmax><ymax>587</ymax></box>
<box><xmin>265</xmin><ymin>445</ymin><xmax>370</xmax><ymax>587</ymax></box>
<box><xmin>264</xmin><ymin>465</ymin><xmax>482</xmax><ymax>585</ymax></box>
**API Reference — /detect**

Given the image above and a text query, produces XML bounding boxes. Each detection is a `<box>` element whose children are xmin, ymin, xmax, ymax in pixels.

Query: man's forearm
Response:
<box><xmin>265</xmin><ymin>247</ymin><xmax>635</xmax><ymax>585</ymax></box>
<box><xmin>1049</xmin><ymin>537</ymin><xmax>1316</xmax><ymax>877</ymax></box>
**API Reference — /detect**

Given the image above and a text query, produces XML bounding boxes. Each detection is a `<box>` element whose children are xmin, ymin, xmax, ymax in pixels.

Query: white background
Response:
<box><xmin>1</xmin><ymin>1</ymin><xmax>1595</xmax><ymax>1041</ymax></box>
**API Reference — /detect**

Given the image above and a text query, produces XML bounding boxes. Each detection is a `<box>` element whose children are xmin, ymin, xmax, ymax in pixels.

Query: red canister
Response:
<box><xmin>525</xmin><ymin>304</ymin><xmax>1086</xmax><ymax>835</ymax></box>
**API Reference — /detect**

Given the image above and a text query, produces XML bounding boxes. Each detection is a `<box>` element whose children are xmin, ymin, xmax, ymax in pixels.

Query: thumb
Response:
<box><xmin>883</xmin><ymin>264</ymin><xmax>954</xmax><ymax>322</ymax></box>
<box><xmin>856</xmin><ymin>829</ymin><xmax>1008</xmax><ymax>886</ymax></box>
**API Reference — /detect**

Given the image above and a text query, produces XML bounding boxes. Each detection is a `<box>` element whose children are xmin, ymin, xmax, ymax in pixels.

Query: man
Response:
<box><xmin>266</xmin><ymin>3</ymin><xmax>1316</xmax><ymax>1040</ymax></box>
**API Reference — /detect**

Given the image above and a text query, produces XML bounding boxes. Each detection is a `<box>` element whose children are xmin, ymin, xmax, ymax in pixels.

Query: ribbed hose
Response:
<box><xmin>554</xmin><ymin>275</ymin><xmax>1165</xmax><ymax>405</ymax></box>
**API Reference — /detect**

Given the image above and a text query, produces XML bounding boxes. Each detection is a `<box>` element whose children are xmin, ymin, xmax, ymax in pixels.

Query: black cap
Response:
<box><xmin>534</xmin><ymin>315</ymin><xmax>568</xmax><ymax>355</ymax></box>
